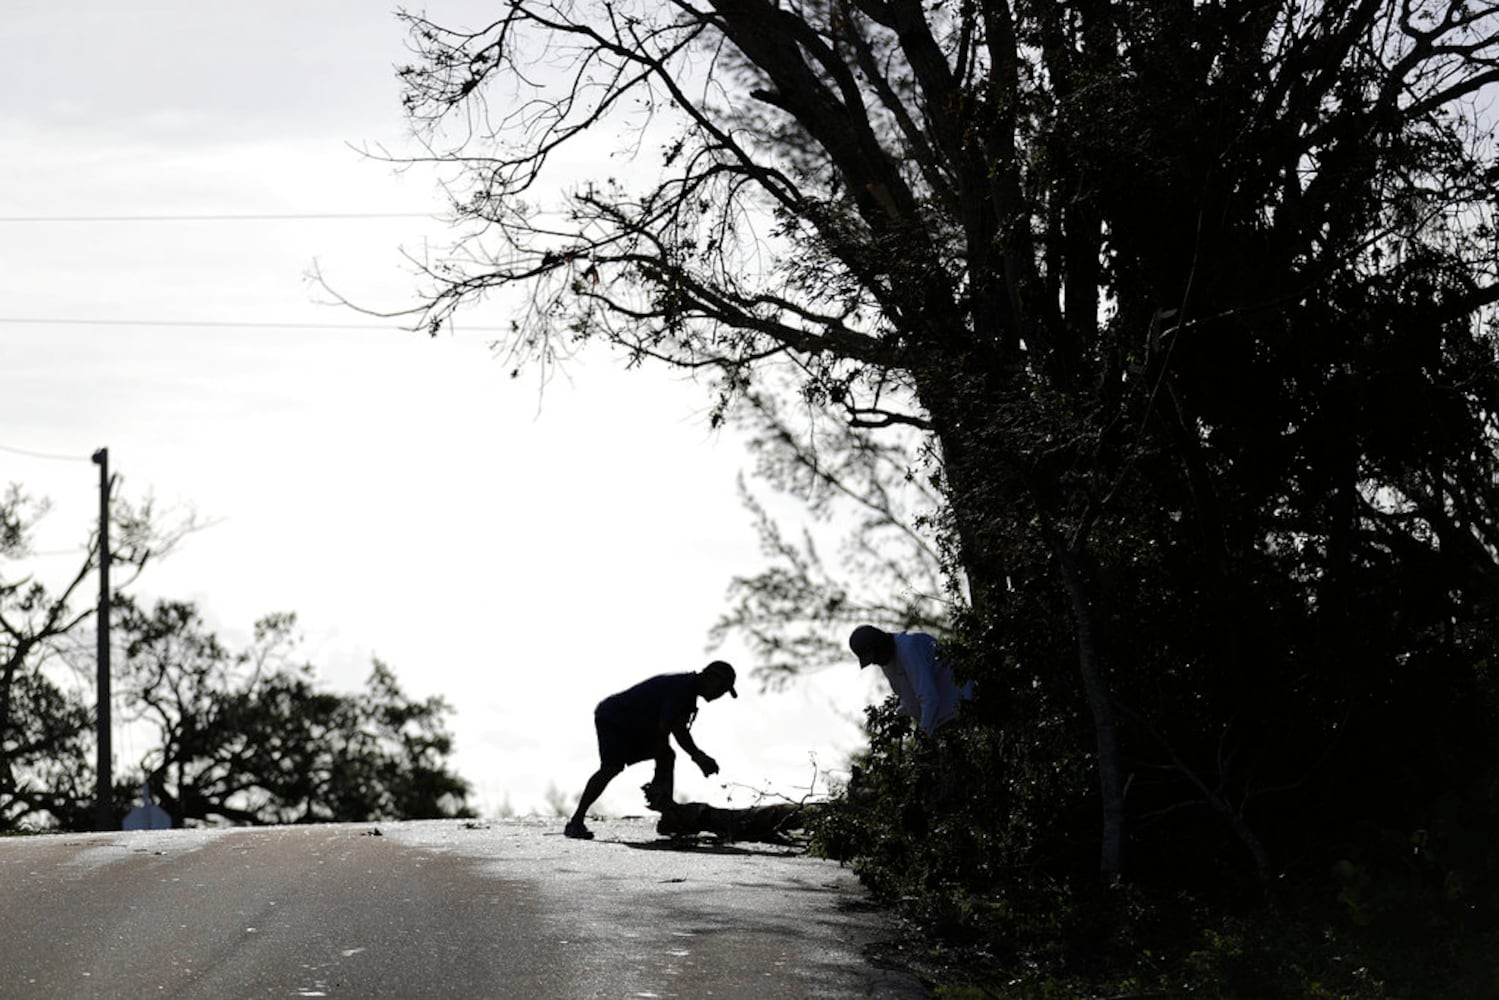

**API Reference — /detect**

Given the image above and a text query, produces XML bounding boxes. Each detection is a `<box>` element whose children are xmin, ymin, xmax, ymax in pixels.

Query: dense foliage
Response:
<box><xmin>1</xmin><ymin>483</ymin><xmax>177</xmax><ymax>829</ymax></box>
<box><xmin>0</xmin><ymin>489</ymin><xmax>472</xmax><ymax>830</ymax></box>
<box><xmin>395</xmin><ymin>0</ymin><xmax>1499</xmax><ymax>986</ymax></box>
<box><xmin>115</xmin><ymin>598</ymin><xmax>474</xmax><ymax>827</ymax></box>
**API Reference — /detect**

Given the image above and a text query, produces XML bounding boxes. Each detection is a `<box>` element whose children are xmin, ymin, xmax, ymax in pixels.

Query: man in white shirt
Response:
<box><xmin>563</xmin><ymin>660</ymin><xmax>737</xmax><ymax>840</ymax></box>
<box><xmin>849</xmin><ymin>625</ymin><xmax>973</xmax><ymax>735</ymax></box>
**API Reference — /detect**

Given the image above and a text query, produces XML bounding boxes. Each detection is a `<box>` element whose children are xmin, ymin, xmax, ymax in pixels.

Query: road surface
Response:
<box><xmin>0</xmin><ymin>817</ymin><xmax>929</xmax><ymax>999</ymax></box>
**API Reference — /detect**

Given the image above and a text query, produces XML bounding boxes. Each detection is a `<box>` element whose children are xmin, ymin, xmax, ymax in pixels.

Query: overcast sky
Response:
<box><xmin>0</xmin><ymin>1</ymin><xmax>882</xmax><ymax>818</ymax></box>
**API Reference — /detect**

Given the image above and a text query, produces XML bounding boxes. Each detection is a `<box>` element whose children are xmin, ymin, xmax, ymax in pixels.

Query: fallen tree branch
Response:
<box><xmin>652</xmin><ymin>798</ymin><xmax>813</xmax><ymax>844</ymax></box>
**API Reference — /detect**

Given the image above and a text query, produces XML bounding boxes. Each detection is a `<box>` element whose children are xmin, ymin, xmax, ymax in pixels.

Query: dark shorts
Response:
<box><xmin>595</xmin><ymin>710</ymin><xmax>655</xmax><ymax>769</ymax></box>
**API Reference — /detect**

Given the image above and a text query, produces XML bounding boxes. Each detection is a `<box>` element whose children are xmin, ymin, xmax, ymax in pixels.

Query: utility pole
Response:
<box><xmin>92</xmin><ymin>447</ymin><xmax>112</xmax><ymax>831</ymax></box>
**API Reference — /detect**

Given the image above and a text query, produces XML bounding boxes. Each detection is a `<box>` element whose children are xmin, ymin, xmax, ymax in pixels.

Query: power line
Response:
<box><xmin>0</xmin><ymin>316</ymin><xmax>507</xmax><ymax>332</ymax></box>
<box><xmin>0</xmin><ymin>442</ymin><xmax>90</xmax><ymax>463</ymax></box>
<box><xmin>0</xmin><ymin>212</ymin><xmax>438</xmax><ymax>223</ymax></box>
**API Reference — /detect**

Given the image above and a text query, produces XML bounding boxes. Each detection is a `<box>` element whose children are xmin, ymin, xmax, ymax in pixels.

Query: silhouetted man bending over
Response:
<box><xmin>564</xmin><ymin>660</ymin><xmax>737</xmax><ymax>840</ymax></box>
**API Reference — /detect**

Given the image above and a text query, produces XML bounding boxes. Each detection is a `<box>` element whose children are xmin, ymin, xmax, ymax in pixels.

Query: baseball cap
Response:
<box><xmin>849</xmin><ymin>625</ymin><xmax>887</xmax><ymax>667</ymax></box>
<box><xmin>704</xmin><ymin>660</ymin><xmax>738</xmax><ymax>697</ymax></box>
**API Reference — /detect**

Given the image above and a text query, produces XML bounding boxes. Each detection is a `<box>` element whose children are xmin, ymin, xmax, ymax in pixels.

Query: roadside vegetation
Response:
<box><xmin>9</xmin><ymin>1</ymin><xmax>1492</xmax><ymax>990</ymax></box>
<box><xmin>1</xmin><ymin>485</ymin><xmax>473</xmax><ymax>830</ymax></box>
<box><xmin>389</xmin><ymin>0</ymin><xmax>1499</xmax><ymax>992</ymax></box>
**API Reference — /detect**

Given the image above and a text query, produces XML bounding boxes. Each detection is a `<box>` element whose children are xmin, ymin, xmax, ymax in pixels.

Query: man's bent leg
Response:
<box><xmin>567</xmin><ymin>762</ymin><xmax>624</xmax><ymax>838</ymax></box>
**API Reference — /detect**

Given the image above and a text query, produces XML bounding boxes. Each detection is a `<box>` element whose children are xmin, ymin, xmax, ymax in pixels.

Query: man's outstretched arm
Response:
<box><xmin>670</xmin><ymin>723</ymin><xmax>719</xmax><ymax>776</ymax></box>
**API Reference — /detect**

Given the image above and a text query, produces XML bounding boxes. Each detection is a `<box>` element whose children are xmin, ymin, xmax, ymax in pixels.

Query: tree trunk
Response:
<box><xmin>1056</xmin><ymin>543</ymin><xmax>1126</xmax><ymax>883</ymax></box>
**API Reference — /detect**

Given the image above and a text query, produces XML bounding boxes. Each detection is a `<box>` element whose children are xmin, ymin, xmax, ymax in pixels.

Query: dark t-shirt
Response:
<box><xmin>597</xmin><ymin>672</ymin><xmax>698</xmax><ymax>728</ymax></box>
<box><xmin>594</xmin><ymin>672</ymin><xmax>699</xmax><ymax>765</ymax></box>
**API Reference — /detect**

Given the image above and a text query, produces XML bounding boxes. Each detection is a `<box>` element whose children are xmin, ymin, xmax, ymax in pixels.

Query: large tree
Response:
<box><xmin>0</xmin><ymin>483</ymin><xmax>191</xmax><ymax>829</ymax></box>
<box><xmin>391</xmin><ymin>0</ymin><xmax>1499</xmax><ymax>893</ymax></box>
<box><xmin>115</xmin><ymin>598</ymin><xmax>474</xmax><ymax>827</ymax></box>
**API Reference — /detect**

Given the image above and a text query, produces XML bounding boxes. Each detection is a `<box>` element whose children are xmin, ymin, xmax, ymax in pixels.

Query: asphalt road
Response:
<box><xmin>0</xmin><ymin>817</ymin><xmax>929</xmax><ymax>999</ymax></box>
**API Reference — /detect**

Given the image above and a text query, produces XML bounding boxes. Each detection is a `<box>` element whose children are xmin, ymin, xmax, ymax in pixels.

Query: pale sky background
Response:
<box><xmin>0</xmin><ymin>1</ymin><xmax>887</xmax><ymax>819</ymax></box>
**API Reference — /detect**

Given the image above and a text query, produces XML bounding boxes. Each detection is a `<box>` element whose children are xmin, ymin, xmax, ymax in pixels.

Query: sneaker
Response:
<box><xmin>563</xmin><ymin>820</ymin><xmax>594</xmax><ymax>840</ymax></box>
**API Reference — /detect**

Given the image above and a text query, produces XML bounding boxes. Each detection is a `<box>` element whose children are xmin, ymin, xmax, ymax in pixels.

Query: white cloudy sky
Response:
<box><xmin>0</xmin><ymin>1</ymin><xmax>884</xmax><ymax>818</ymax></box>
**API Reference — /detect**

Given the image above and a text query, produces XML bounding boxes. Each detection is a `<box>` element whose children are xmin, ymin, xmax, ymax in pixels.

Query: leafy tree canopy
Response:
<box><xmin>391</xmin><ymin>0</ymin><xmax>1499</xmax><ymax>976</ymax></box>
<box><xmin>114</xmin><ymin>597</ymin><xmax>475</xmax><ymax>827</ymax></box>
<box><xmin>1</xmin><ymin>482</ymin><xmax>193</xmax><ymax>830</ymax></box>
